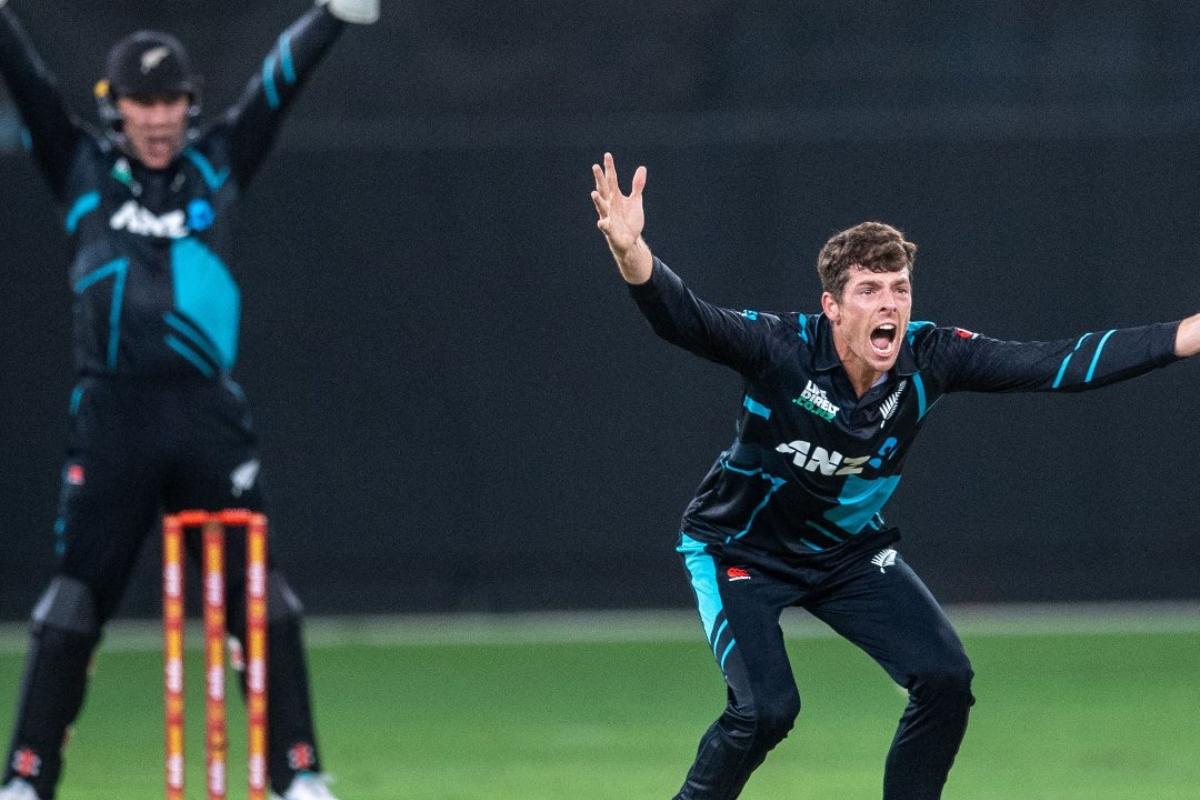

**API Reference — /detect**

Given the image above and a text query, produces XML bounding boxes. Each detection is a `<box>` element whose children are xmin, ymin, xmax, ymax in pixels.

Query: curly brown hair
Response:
<box><xmin>817</xmin><ymin>222</ymin><xmax>916</xmax><ymax>298</ymax></box>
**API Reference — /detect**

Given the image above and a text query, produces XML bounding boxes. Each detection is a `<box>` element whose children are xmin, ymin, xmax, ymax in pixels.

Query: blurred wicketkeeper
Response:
<box><xmin>0</xmin><ymin>2</ymin><xmax>379</xmax><ymax>798</ymax></box>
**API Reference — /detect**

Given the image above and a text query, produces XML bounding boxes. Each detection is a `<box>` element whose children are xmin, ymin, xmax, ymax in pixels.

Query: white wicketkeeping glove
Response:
<box><xmin>319</xmin><ymin>0</ymin><xmax>379</xmax><ymax>25</ymax></box>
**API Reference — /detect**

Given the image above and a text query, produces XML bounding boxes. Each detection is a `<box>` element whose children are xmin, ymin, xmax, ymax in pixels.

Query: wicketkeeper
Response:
<box><xmin>0</xmin><ymin>2</ymin><xmax>379</xmax><ymax>798</ymax></box>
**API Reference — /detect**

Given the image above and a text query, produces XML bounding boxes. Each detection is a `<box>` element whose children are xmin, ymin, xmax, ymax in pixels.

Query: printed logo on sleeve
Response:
<box><xmin>726</xmin><ymin>566</ymin><xmax>751</xmax><ymax>582</ymax></box>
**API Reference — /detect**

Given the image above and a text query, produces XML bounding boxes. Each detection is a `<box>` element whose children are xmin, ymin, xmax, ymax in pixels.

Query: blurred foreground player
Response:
<box><xmin>590</xmin><ymin>153</ymin><xmax>1200</xmax><ymax>800</ymax></box>
<box><xmin>0</xmin><ymin>1</ymin><xmax>379</xmax><ymax>798</ymax></box>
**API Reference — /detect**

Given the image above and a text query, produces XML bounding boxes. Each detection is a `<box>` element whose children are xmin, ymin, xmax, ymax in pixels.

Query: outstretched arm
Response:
<box><xmin>223</xmin><ymin>0</ymin><xmax>376</xmax><ymax>188</ymax></box>
<box><xmin>0</xmin><ymin>0</ymin><xmax>84</xmax><ymax>200</ymax></box>
<box><xmin>921</xmin><ymin>320</ymin><xmax>1184</xmax><ymax>394</ymax></box>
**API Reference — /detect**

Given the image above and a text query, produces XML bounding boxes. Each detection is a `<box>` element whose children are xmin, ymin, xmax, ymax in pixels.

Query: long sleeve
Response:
<box><xmin>221</xmin><ymin>5</ymin><xmax>346</xmax><ymax>189</ymax></box>
<box><xmin>628</xmin><ymin>257</ymin><xmax>781</xmax><ymax>378</ymax></box>
<box><xmin>916</xmin><ymin>322</ymin><xmax>1181</xmax><ymax>393</ymax></box>
<box><xmin>0</xmin><ymin>5</ymin><xmax>84</xmax><ymax>200</ymax></box>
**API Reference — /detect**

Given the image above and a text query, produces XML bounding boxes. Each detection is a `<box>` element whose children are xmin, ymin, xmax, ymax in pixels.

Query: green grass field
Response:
<box><xmin>0</xmin><ymin>611</ymin><xmax>1197</xmax><ymax>799</ymax></box>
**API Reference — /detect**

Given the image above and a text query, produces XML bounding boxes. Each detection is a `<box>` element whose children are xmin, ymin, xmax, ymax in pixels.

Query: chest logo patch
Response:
<box><xmin>792</xmin><ymin>380</ymin><xmax>840</xmax><ymax>422</ymax></box>
<box><xmin>879</xmin><ymin>380</ymin><xmax>906</xmax><ymax>428</ymax></box>
<box><xmin>109</xmin><ymin>200</ymin><xmax>188</xmax><ymax>239</ymax></box>
<box><xmin>775</xmin><ymin>439</ymin><xmax>869</xmax><ymax>476</ymax></box>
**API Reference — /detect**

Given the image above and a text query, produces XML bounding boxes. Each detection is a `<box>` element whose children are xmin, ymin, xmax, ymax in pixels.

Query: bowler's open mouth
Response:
<box><xmin>870</xmin><ymin>323</ymin><xmax>897</xmax><ymax>355</ymax></box>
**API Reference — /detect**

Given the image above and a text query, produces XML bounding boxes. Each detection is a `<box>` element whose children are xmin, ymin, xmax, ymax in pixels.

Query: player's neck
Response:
<box><xmin>835</xmin><ymin>352</ymin><xmax>885</xmax><ymax>398</ymax></box>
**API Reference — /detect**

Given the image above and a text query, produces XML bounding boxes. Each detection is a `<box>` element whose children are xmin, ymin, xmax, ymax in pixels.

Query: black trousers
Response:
<box><xmin>4</xmin><ymin>375</ymin><xmax>322</xmax><ymax>799</ymax></box>
<box><xmin>675</xmin><ymin>530</ymin><xmax>974</xmax><ymax>800</ymax></box>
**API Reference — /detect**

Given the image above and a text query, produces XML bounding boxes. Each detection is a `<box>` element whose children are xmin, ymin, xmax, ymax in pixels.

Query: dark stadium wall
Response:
<box><xmin>2</xmin><ymin>1</ymin><xmax>1198</xmax><ymax>616</ymax></box>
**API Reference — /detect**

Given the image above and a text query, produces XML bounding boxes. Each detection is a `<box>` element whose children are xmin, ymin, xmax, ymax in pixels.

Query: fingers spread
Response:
<box><xmin>631</xmin><ymin>165</ymin><xmax>647</xmax><ymax>197</ymax></box>
<box><xmin>604</xmin><ymin>152</ymin><xmax>621</xmax><ymax>196</ymax></box>
<box><xmin>592</xmin><ymin>163</ymin><xmax>607</xmax><ymax>198</ymax></box>
<box><xmin>590</xmin><ymin>190</ymin><xmax>608</xmax><ymax>218</ymax></box>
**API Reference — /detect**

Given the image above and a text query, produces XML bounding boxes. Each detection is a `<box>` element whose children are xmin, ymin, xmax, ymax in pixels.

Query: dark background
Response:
<box><xmin>1</xmin><ymin>1</ymin><xmax>1198</xmax><ymax>619</ymax></box>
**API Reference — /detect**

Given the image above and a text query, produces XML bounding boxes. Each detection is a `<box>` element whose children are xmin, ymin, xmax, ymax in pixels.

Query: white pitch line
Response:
<box><xmin>0</xmin><ymin>602</ymin><xmax>1196</xmax><ymax>654</ymax></box>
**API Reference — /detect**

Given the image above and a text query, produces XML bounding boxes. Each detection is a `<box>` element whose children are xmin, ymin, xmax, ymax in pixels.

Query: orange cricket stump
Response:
<box><xmin>162</xmin><ymin>510</ymin><xmax>269</xmax><ymax>800</ymax></box>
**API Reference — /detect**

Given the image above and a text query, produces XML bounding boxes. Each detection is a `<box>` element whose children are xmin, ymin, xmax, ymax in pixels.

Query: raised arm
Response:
<box><xmin>0</xmin><ymin>0</ymin><xmax>85</xmax><ymax>200</ymax></box>
<box><xmin>222</xmin><ymin>0</ymin><xmax>377</xmax><ymax>188</ymax></box>
<box><xmin>590</xmin><ymin>152</ymin><xmax>778</xmax><ymax>376</ymax></box>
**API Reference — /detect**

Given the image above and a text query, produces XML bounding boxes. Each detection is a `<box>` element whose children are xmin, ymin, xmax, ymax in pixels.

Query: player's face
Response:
<box><xmin>117</xmin><ymin>93</ymin><xmax>190</xmax><ymax>170</ymax></box>
<box><xmin>822</xmin><ymin>265</ymin><xmax>912</xmax><ymax>378</ymax></box>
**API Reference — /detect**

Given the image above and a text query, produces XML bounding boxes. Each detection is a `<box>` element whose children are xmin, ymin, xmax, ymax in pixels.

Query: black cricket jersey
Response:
<box><xmin>0</xmin><ymin>5</ymin><xmax>345</xmax><ymax>379</ymax></box>
<box><xmin>631</xmin><ymin>258</ymin><xmax>1181</xmax><ymax>559</ymax></box>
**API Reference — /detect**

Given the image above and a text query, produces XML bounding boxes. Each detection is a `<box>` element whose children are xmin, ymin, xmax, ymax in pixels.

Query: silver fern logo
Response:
<box><xmin>140</xmin><ymin>46</ymin><xmax>171</xmax><ymax>74</ymax></box>
<box><xmin>871</xmin><ymin>548</ymin><xmax>898</xmax><ymax>573</ymax></box>
<box><xmin>879</xmin><ymin>381</ymin><xmax>906</xmax><ymax>427</ymax></box>
<box><xmin>230</xmin><ymin>459</ymin><xmax>260</xmax><ymax>498</ymax></box>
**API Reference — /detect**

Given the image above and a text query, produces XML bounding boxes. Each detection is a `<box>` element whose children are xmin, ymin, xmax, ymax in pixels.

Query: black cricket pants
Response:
<box><xmin>675</xmin><ymin>530</ymin><xmax>974</xmax><ymax>800</ymax></box>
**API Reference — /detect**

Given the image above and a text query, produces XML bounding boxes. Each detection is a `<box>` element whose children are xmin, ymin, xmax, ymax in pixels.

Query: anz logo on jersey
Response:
<box><xmin>109</xmin><ymin>198</ymin><xmax>216</xmax><ymax>239</ymax></box>
<box><xmin>775</xmin><ymin>440</ymin><xmax>868</xmax><ymax>476</ymax></box>
<box><xmin>775</xmin><ymin>435</ymin><xmax>901</xmax><ymax>477</ymax></box>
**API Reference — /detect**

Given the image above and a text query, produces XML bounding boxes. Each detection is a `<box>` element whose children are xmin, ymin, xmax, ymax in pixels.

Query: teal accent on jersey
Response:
<box><xmin>678</xmin><ymin>534</ymin><xmax>722</xmax><ymax>642</ymax></box>
<box><xmin>824</xmin><ymin>474</ymin><xmax>902</xmax><ymax>534</ymax></box>
<box><xmin>279</xmin><ymin>31</ymin><xmax>297</xmax><ymax>84</ymax></box>
<box><xmin>164</xmin><ymin>335</ymin><xmax>216</xmax><ymax>378</ymax></box>
<box><xmin>263</xmin><ymin>52</ymin><xmax>281</xmax><ymax>109</ymax></box>
<box><xmin>796</xmin><ymin>313</ymin><xmax>809</xmax><ymax>342</ymax></box>
<box><xmin>912</xmin><ymin>371</ymin><xmax>928</xmax><ymax>418</ymax></box>
<box><xmin>1052</xmin><ymin>332</ymin><xmax>1093</xmax><ymax>389</ymax></box>
<box><xmin>906</xmin><ymin>319</ymin><xmax>935</xmax><ymax>345</ymax></box>
<box><xmin>170</xmin><ymin>238</ymin><xmax>240</xmax><ymax>369</ymax></box>
<box><xmin>164</xmin><ymin>312</ymin><xmax>222</xmax><ymax>368</ymax></box>
<box><xmin>1085</xmin><ymin>330</ymin><xmax>1117</xmax><ymax>383</ymax></box>
<box><xmin>742</xmin><ymin>395</ymin><xmax>771</xmax><ymax>420</ymax></box>
<box><xmin>65</xmin><ymin>191</ymin><xmax>100</xmax><ymax>233</ymax></box>
<box><xmin>69</xmin><ymin>385</ymin><xmax>84</xmax><ymax>416</ymax></box>
<box><xmin>182</xmin><ymin>148</ymin><xmax>230</xmax><ymax>192</ymax></box>
<box><xmin>719</xmin><ymin>639</ymin><xmax>737</xmax><ymax>670</ymax></box>
<box><xmin>73</xmin><ymin>257</ymin><xmax>129</xmax><ymax>370</ymax></box>
<box><xmin>720</xmin><ymin>460</ymin><xmax>786</xmax><ymax>541</ymax></box>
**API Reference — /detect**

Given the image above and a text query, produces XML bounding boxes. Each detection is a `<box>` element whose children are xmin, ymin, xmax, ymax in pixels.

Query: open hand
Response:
<box><xmin>591</xmin><ymin>152</ymin><xmax>652</xmax><ymax>283</ymax></box>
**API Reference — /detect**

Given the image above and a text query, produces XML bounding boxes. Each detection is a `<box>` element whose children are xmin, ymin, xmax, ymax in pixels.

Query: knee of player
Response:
<box><xmin>914</xmin><ymin>658</ymin><xmax>975</xmax><ymax>703</ymax></box>
<box><xmin>747</xmin><ymin>691</ymin><xmax>801</xmax><ymax>744</ymax></box>
<box><xmin>30</xmin><ymin>575</ymin><xmax>103</xmax><ymax>640</ymax></box>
